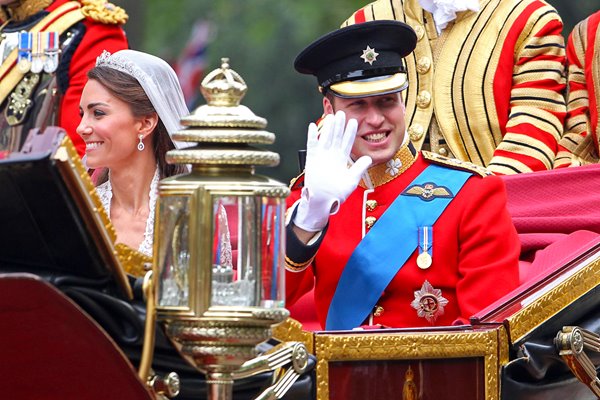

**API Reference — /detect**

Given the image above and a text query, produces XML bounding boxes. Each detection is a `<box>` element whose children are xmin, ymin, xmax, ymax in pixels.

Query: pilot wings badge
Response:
<box><xmin>402</xmin><ymin>182</ymin><xmax>453</xmax><ymax>202</ymax></box>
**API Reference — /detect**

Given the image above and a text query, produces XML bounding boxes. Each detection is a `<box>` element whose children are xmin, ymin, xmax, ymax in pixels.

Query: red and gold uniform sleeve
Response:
<box><xmin>57</xmin><ymin>8</ymin><xmax>128</xmax><ymax>156</ymax></box>
<box><xmin>487</xmin><ymin>5</ymin><xmax>566</xmax><ymax>174</ymax></box>
<box><xmin>554</xmin><ymin>11</ymin><xmax>600</xmax><ymax>168</ymax></box>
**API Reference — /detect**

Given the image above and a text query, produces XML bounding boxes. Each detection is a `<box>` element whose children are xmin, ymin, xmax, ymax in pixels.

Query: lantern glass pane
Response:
<box><xmin>211</xmin><ymin>195</ymin><xmax>285</xmax><ymax>308</ymax></box>
<box><xmin>156</xmin><ymin>195</ymin><xmax>191</xmax><ymax>308</ymax></box>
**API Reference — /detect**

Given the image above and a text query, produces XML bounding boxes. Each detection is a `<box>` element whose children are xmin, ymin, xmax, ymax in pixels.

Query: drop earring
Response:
<box><xmin>137</xmin><ymin>134</ymin><xmax>145</xmax><ymax>151</ymax></box>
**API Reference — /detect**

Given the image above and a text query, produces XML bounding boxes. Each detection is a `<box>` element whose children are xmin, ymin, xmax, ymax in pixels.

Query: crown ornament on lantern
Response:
<box><xmin>200</xmin><ymin>58</ymin><xmax>246</xmax><ymax>107</ymax></box>
<box><xmin>168</xmin><ymin>57</ymin><xmax>280</xmax><ymax>167</ymax></box>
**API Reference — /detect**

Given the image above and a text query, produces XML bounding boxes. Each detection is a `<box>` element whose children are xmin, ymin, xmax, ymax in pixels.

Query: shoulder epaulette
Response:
<box><xmin>80</xmin><ymin>0</ymin><xmax>128</xmax><ymax>25</ymax></box>
<box><xmin>289</xmin><ymin>172</ymin><xmax>305</xmax><ymax>190</ymax></box>
<box><xmin>422</xmin><ymin>151</ymin><xmax>493</xmax><ymax>177</ymax></box>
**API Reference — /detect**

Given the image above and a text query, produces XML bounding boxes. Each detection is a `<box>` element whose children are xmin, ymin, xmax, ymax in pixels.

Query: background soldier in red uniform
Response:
<box><xmin>285</xmin><ymin>20</ymin><xmax>520</xmax><ymax>330</ymax></box>
<box><xmin>0</xmin><ymin>0</ymin><xmax>128</xmax><ymax>157</ymax></box>
<box><xmin>342</xmin><ymin>0</ymin><xmax>567</xmax><ymax>175</ymax></box>
<box><xmin>554</xmin><ymin>10</ymin><xmax>600</xmax><ymax>167</ymax></box>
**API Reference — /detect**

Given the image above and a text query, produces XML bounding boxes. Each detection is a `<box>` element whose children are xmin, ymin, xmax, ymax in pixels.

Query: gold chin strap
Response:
<box><xmin>4</xmin><ymin>0</ymin><xmax>53</xmax><ymax>22</ymax></box>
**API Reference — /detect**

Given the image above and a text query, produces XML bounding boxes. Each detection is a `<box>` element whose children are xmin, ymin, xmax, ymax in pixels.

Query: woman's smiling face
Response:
<box><xmin>77</xmin><ymin>79</ymin><xmax>143</xmax><ymax>170</ymax></box>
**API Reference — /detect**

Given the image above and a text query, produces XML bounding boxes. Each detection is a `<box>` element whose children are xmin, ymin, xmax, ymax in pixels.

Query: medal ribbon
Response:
<box><xmin>418</xmin><ymin>226</ymin><xmax>433</xmax><ymax>265</ymax></box>
<box><xmin>44</xmin><ymin>32</ymin><xmax>59</xmax><ymax>73</ymax></box>
<box><xmin>18</xmin><ymin>32</ymin><xmax>32</xmax><ymax>67</ymax></box>
<box><xmin>325</xmin><ymin>164</ymin><xmax>472</xmax><ymax>330</ymax></box>
<box><xmin>47</xmin><ymin>32</ymin><xmax>58</xmax><ymax>51</ymax></box>
<box><xmin>30</xmin><ymin>31</ymin><xmax>44</xmax><ymax>73</ymax></box>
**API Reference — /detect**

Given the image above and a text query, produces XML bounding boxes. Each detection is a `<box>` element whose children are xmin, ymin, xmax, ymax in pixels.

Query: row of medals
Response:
<box><xmin>16</xmin><ymin>31</ymin><xmax>60</xmax><ymax>74</ymax></box>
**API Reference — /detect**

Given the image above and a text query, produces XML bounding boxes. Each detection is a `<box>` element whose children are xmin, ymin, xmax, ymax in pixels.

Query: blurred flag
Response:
<box><xmin>175</xmin><ymin>20</ymin><xmax>214</xmax><ymax>108</ymax></box>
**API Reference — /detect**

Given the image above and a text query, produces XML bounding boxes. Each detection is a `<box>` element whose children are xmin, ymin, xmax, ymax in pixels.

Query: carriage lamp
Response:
<box><xmin>152</xmin><ymin>58</ymin><xmax>306</xmax><ymax>400</ymax></box>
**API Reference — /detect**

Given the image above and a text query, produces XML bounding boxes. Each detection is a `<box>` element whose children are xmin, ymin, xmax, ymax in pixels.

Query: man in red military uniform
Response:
<box><xmin>0</xmin><ymin>0</ymin><xmax>128</xmax><ymax>157</ymax></box>
<box><xmin>285</xmin><ymin>21</ymin><xmax>520</xmax><ymax>330</ymax></box>
<box><xmin>554</xmin><ymin>10</ymin><xmax>600</xmax><ymax>167</ymax></box>
<box><xmin>341</xmin><ymin>0</ymin><xmax>566</xmax><ymax>175</ymax></box>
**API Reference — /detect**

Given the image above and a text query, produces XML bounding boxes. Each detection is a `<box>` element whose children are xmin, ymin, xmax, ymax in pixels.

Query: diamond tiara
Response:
<box><xmin>95</xmin><ymin>50</ymin><xmax>149</xmax><ymax>84</ymax></box>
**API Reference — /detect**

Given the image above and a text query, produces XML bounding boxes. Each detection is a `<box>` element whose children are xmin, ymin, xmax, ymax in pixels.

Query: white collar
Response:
<box><xmin>418</xmin><ymin>0</ymin><xmax>480</xmax><ymax>34</ymax></box>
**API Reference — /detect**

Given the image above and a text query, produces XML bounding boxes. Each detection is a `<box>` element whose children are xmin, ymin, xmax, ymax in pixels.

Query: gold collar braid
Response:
<box><xmin>359</xmin><ymin>143</ymin><xmax>418</xmax><ymax>188</ymax></box>
<box><xmin>1</xmin><ymin>0</ymin><xmax>53</xmax><ymax>23</ymax></box>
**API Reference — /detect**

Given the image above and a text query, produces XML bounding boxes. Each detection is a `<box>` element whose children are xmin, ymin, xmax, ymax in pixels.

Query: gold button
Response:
<box><xmin>366</xmin><ymin>199</ymin><xmax>378</xmax><ymax>211</ymax></box>
<box><xmin>416</xmin><ymin>90</ymin><xmax>431</xmax><ymax>108</ymax></box>
<box><xmin>365</xmin><ymin>216</ymin><xmax>377</xmax><ymax>229</ymax></box>
<box><xmin>373</xmin><ymin>305</ymin><xmax>384</xmax><ymax>317</ymax></box>
<box><xmin>438</xmin><ymin>148</ymin><xmax>448</xmax><ymax>156</ymax></box>
<box><xmin>413</xmin><ymin>25</ymin><xmax>425</xmax><ymax>41</ymax></box>
<box><xmin>416</xmin><ymin>56</ymin><xmax>431</xmax><ymax>74</ymax></box>
<box><xmin>408</xmin><ymin>124</ymin><xmax>424</xmax><ymax>141</ymax></box>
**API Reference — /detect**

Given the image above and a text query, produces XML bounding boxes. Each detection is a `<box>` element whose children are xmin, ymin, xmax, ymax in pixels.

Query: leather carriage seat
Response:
<box><xmin>0</xmin><ymin>273</ymin><xmax>153</xmax><ymax>400</ymax></box>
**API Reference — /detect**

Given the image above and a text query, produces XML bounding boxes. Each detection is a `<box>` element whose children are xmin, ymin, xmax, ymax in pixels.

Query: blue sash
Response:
<box><xmin>325</xmin><ymin>165</ymin><xmax>472</xmax><ymax>330</ymax></box>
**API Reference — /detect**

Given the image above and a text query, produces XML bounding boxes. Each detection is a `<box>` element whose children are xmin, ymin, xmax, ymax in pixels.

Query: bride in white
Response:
<box><xmin>77</xmin><ymin>49</ymin><xmax>189</xmax><ymax>256</ymax></box>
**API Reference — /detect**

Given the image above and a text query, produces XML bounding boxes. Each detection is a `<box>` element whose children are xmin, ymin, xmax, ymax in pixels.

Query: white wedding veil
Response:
<box><xmin>95</xmin><ymin>49</ymin><xmax>189</xmax><ymax>148</ymax></box>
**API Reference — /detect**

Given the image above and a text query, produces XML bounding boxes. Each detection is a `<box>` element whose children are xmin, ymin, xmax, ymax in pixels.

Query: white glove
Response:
<box><xmin>294</xmin><ymin>111</ymin><xmax>372</xmax><ymax>232</ymax></box>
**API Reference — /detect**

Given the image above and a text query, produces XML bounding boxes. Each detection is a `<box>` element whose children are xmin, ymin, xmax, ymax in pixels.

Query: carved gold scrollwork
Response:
<box><xmin>555</xmin><ymin>326</ymin><xmax>600</xmax><ymax>396</ymax></box>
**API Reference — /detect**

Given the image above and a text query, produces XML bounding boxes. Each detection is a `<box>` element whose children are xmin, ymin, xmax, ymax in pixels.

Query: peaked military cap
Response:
<box><xmin>294</xmin><ymin>20</ymin><xmax>417</xmax><ymax>98</ymax></box>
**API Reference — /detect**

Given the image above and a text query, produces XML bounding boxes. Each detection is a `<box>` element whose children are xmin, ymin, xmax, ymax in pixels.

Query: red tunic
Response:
<box><xmin>285</xmin><ymin>149</ymin><xmax>520</xmax><ymax>329</ymax></box>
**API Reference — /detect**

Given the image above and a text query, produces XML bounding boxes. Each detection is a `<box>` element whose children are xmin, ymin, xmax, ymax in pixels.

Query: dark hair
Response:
<box><xmin>87</xmin><ymin>66</ymin><xmax>188</xmax><ymax>184</ymax></box>
<box><xmin>324</xmin><ymin>90</ymin><xmax>336</xmax><ymax>105</ymax></box>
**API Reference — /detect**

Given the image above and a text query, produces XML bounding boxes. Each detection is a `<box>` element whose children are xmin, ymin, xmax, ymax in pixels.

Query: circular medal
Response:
<box><xmin>417</xmin><ymin>252</ymin><xmax>432</xmax><ymax>269</ymax></box>
<box><xmin>43</xmin><ymin>56</ymin><xmax>58</xmax><ymax>73</ymax></box>
<box><xmin>31</xmin><ymin>57</ymin><xmax>43</xmax><ymax>74</ymax></box>
<box><xmin>17</xmin><ymin>58</ymin><xmax>31</xmax><ymax>73</ymax></box>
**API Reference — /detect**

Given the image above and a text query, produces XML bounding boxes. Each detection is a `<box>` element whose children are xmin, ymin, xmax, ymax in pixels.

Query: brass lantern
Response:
<box><xmin>152</xmin><ymin>58</ymin><xmax>304</xmax><ymax>399</ymax></box>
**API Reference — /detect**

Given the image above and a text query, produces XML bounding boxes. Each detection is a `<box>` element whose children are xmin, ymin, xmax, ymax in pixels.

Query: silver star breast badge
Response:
<box><xmin>360</xmin><ymin>46</ymin><xmax>379</xmax><ymax>65</ymax></box>
<box><xmin>411</xmin><ymin>280</ymin><xmax>449</xmax><ymax>324</ymax></box>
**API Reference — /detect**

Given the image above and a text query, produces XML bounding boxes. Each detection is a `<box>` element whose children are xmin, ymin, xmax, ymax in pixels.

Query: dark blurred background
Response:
<box><xmin>112</xmin><ymin>0</ymin><xmax>598</xmax><ymax>183</ymax></box>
